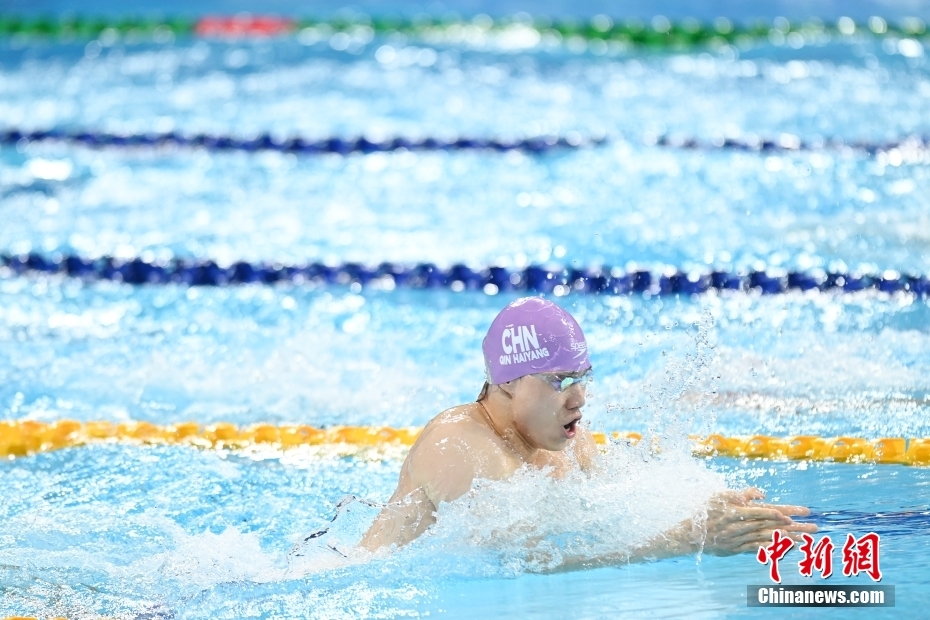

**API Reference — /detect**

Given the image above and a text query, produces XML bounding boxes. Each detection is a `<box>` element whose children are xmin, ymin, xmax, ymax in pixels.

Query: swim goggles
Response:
<box><xmin>533</xmin><ymin>368</ymin><xmax>593</xmax><ymax>393</ymax></box>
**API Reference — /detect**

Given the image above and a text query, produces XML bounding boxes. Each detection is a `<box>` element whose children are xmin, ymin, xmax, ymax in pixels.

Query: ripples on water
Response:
<box><xmin>2</xmin><ymin>279</ymin><xmax>929</xmax><ymax>436</ymax></box>
<box><xmin>1</xmin><ymin>25</ymin><xmax>929</xmax><ymax>620</ymax></box>
<box><xmin>1</xmin><ymin>37</ymin><xmax>929</xmax><ymax>270</ymax></box>
<box><xmin>3</xmin><ymin>440</ymin><xmax>929</xmax><ymax>617</ymax></box>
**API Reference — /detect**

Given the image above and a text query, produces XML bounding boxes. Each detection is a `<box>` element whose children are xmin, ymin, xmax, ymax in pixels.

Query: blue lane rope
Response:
<box><xmin>2</xmin><ymin>253</ymin><xmax>928</xmax><ymax>296</ymax></box>
<box><xmin>1</xmin><ymin>129</ymin><xmax>602</xmax><ymax>155</ymax></box>
<box><xmin>647</xmin><ymin>133</ymin><xmax>928</xmax><ymax>156</ymax></box>
<box><xmin>3</xmin><ymin>128</ymin><xmax>928</xmax><ymax>156</ymax></box>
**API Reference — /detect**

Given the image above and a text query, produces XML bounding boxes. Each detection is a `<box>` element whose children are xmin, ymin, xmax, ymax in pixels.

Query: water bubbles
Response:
<box><xmin>651</xmin><ymin>16</ymin><xmax>671</xmax><ymax>34</ymax></box>
<box><xmin>786</xmin><ymin>32</ymin><xmax>805</xmax><ymax>49</ymax></box>
<box><xmin>416</xmin><ymin>47</ymin><xmax>438</xmax><ymax>66</ymax></box>
<box><xmin>26</xmin><ymin>158</ymin><xmax>72</xmax><ymax>181</ymax></box>
<box><xmin>298</xmin><ymin>24</ymin><xmax>332</xmax><ymax>46</ymax></box>
<box><xmin>837</xmin><ymin>17</ymin><xmax>856</xmax><ymax>35</ymax></box>
<box><xmin>84</xmin><ymin>40</ymin><xmax>102</xmax><ymax>59</ymax></box>
<box><xmin>591</xmin><ymin>14</ymin><xmax>613</xmax><ymax>33</ymax></box>
<box><xmin>375</xmin><ymin>44</ymin><xmax>396</xmax><ymax>64</ymax></box>
<box><xmin>329</xmin><ymin>31</ymin><xmax>351</xmax><ymax>51</ymax></box>
<box><xmin>868</xmin><ymin>16</ymin><xmax>888</xmax><ymax>34</ymax></box>
<box><xmin>98</xmin><ymin>27</ymin><xmax>119</xmax><ymax>48</ymax></box>
<box><xmin>564</xmin><ymin>35</ymin><xmax>586</xmax><ymax>54</ymax></box>
<box><xmin>153</xmin><ymin>25</ymin><xmax>175</xmax><ymax>45</ymax></box>
<box><xmin>496</xmin><ymin>24</ymin><xmax>541</xmax><ymax>50</ymax></box>
<box><xmin>223</xmin><ymin>48</ymin><xmax>249</xmax><ymax>68</ymax></box>
<box><xmin>897</xmin><ymin>39</ymin><xmax>924</xmax><ymax>58</ymax></box>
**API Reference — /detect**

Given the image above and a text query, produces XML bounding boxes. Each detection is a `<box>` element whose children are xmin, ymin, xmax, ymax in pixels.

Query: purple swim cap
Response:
<box><xmin>482</xmin><ymin>297</ymin><xmax>590</xmax><ymax>385</ymax></box>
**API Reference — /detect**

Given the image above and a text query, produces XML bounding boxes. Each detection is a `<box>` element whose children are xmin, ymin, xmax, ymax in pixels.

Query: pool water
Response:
<box><xmin>3</xmin><ymin>441</ymin><xmax>929</xmax><ymax>618</ymax></box>
<box><xmin>2</xmin><ymin>3</ymin><xmax>930</xmax><ymax>618</ymax></box>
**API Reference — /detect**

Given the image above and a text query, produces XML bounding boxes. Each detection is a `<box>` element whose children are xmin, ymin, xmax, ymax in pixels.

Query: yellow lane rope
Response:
<box><xmin>1</xmin><ymin>420</ymin><xmax>929</xmax><ymax>465</ymax></box>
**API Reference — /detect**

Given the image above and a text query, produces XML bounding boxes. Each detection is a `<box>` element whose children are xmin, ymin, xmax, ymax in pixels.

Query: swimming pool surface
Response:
<box><xmin>1</xmin><ymin>1</ymin><xmax>929</xmax><ymax>617</ymax></box>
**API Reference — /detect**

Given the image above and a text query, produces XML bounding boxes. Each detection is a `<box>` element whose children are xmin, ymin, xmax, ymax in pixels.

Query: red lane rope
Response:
<box><xmin>194</xmin><ymin>15</ymin><xmax>297</xmax><ymax>37</ymax></box>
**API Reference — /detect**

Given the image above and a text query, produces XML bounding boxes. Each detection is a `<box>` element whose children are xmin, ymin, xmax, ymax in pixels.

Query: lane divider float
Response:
<box><xmin>2</xmin><ymin>253</ymin><xmax>928</xmax><ymax>297</ymax></box>
<box><xmin>0</xmin><ymin>129</ymin><xmax>602</xmax><ymax>155</ymax></box>
<box><xmin>0</xmin><ymin>14</ymin><xmax>925</xmax><ymax>49</ymax></box>
<box><xmin>3</xmin><ymin>128</ymin><xmax>927</xmax><ymax>158</ymax></box>
<box><xmin>1</xmin><ymin>420</ymin><xmax>928</xmax><ymax>465</ymax></box>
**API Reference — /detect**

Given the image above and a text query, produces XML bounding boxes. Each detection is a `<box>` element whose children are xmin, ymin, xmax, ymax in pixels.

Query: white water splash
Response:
<box><xmin>412</xmin><ymin>445</ymin><xmax>726</xmax><ymax>576</ymax></box>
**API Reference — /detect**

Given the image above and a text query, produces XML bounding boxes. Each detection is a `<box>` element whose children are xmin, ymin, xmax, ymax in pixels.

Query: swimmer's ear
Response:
<box><xmin>476</xmin><ymin>381</ymin><xmax>489</xmax><ymax>401</ymax></box>
<box><xmin>497</xmin><ymin>381</ymin><xmax>516</xmax><ymax>398</ymax></box>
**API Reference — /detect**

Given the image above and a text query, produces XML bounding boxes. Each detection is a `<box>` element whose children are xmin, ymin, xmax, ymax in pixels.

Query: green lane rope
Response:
<box><xmin>0</xmin><ymin>14</ymin><xmax>926</xmax><ymax>49</ymax></box>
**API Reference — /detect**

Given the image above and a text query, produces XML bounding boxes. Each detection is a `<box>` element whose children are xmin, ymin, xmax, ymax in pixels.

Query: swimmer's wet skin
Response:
<box><xmin>358</xmin><ymin>297</ymin><xmax>817</xmax><ymax>567</ymax></box>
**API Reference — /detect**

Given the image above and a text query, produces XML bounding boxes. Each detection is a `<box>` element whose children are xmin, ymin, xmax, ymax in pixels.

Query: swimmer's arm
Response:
<box><xmin>543</xmin><ymin>489</ymin><xmax>819</xmax><ymax>572</ymax></box>
<box><xmin>358</xmin><ymin>486</ymin><xmax>436</xmax><ymax>552</ymax></box>
<box><xmin>415</xmin><ymin>431</ymin><xmax>486</xmax><ymax>505</ymax></box>
<box><xmin>628</xmin><ymin>491</ymin><xmax>817</xmax><ymax>562</ymax></box>
<box><xmin>359</xmin><ymin>432</ymin><xmax>482</xmax><ymax>551</ymax></box>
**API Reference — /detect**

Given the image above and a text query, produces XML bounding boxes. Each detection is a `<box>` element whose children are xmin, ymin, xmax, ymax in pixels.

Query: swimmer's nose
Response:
<box><xmin>565</xmin><ymin>383</ymin><xmax>586</xmax><ymax>410</ymax></box>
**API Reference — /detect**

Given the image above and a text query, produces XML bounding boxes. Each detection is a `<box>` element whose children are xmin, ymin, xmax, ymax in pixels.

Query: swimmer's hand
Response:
<box><xmin>696</xmin><ymin>487</ymin><xmax>818</xmax><ymax>557</ymax></box>
<box><xmin>552</xmin><ymin>488</ymin><xmax>817</xmax><ymax>570</ymax></box>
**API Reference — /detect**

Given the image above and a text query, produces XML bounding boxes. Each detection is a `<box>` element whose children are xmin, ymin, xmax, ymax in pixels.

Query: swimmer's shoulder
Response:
<box><xmin>416</xmin><ymin>403</ymin><xmax>503</xmax><ymax>450</ymax></box>
<box><xmin>406</xmin><ymin>403</ymin><xmax>515</xmax><ymax>483</ymax></box>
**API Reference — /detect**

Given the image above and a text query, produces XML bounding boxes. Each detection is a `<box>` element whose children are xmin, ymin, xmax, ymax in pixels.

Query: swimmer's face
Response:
<box><xmin>509</xmin><ymin>370</ymin><xmax>588</xmax><ymax>451</ymax></box>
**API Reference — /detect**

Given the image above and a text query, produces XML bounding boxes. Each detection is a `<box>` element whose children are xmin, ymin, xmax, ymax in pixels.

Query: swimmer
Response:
<box><xmin>360</xmin><ymin>297</ymin><xmax>817</xmax><ymax>567</ymax></box>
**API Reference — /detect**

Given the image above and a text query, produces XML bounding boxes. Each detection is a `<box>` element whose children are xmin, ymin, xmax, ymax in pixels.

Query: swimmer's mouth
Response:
<box><xmin>562</xmin><ymin>417</ymin><xmax>581</xmax><ymax>437</ymax></box>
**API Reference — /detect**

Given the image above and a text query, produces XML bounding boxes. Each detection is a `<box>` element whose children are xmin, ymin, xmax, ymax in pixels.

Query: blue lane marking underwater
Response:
<box><xmin>809</xmin><ymin>509</ymin><xmax>930</xmax><ymax>536</ymax></box>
